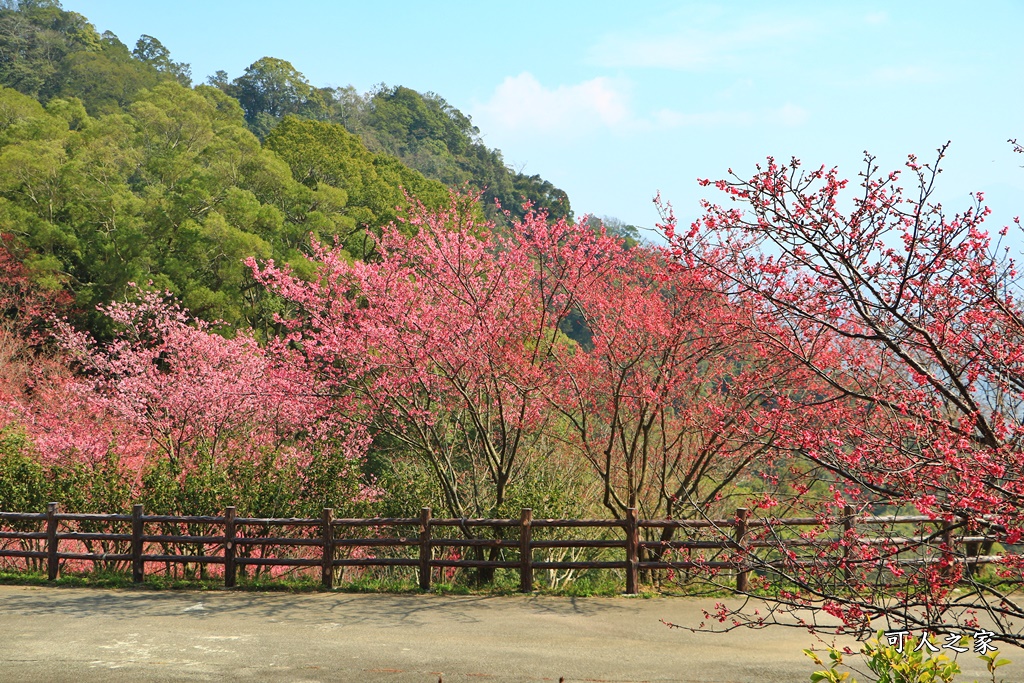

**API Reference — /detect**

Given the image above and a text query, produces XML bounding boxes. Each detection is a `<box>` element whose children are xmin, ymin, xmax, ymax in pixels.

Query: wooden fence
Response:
<box><xmin>0</xmin><ymin>503</ymin><xmax>1007</xmax><ymax>592</ymax></box>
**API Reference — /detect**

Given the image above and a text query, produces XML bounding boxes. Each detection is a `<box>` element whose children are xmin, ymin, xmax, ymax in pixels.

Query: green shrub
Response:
<box><xmin>805</xmin><ymin>631</ymin><xmax>1011</xmax><ymax>683</ymax></box>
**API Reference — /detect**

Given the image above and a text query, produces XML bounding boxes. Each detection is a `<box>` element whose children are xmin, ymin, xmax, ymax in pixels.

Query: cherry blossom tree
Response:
<box><xmin>0</xmin><ymin>233</ymin><xmax>130</xmax><ymax>477</ymax></box>
<box><xmin>541</xmin><ymin>234</ymin><xmax>801</xmax><ymax>520</ymax></box>
<box><xmin>253</xmin><ymin>196</ymin><xmax>569</xmax><ymax>521</ymax></box>
<box><xmin>660</xmin><ymin>143</ymin><xmax>1024</xmax><ymax>643</ymax></box>
<box><xmin>254</xmin><ymin>192</ymin><xmax>821</xmax><ymax>585</ymax></box>
<box><xmin>55</xmin><ymin>287</ymin><xmax>368</xmax><ymax>480</ymax></box>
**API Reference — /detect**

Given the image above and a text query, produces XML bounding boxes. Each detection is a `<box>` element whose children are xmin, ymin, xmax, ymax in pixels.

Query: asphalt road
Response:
<box><xmin>0</xmin><ymin>585</ymin><xmax>1017</xmax><ymax>682</ymax></box>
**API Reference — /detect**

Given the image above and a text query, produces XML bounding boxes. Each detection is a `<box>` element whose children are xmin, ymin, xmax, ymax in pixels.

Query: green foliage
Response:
<box><xmin>499</xmin><ymin>453</ymin><xmax>594</xmax><ymax>520</ymax></box>
<box><xmin>0</xmin><ymin>426</ymin><xmax>47</xmax><ymax>513</ymax></box>
<box><xmin>138</xmin><ymin>449</ymin><xmax>369</xmax><ymax>520</ymax></box>
<box><xmin>806</xmin><ymin>646</ymin><xmax>857</xmax><ymax>683</ymax></box>
<box><xmin>0</xmin><ymin>2</ymin><xmax>101</xmax><ymax>100</ymax></box>
<box><xmin>0</xmin><ymin>426</ymin><xmax>371</xmax><ymax>519</ymax></box>
<box><xmin>364</xmin><ymin>85</ymin><xmax>477</xmax><ymax>159</ymax></box>
<box><xmin>132</xmin><ymin>34</ymin><xmax>190</xmax><ymax>87</ymax></box>
<box><xmin>859</xmin><ymin>634</ymin><xmax>960</xmax><ymax>683</ymax></box>
<box><xmin>805</xmin><ymin>632</ymin><xmax>1012</xmax><ymax>683</ymax></box>
<box><xmin>0</xmin><ymin>427</ymin><xmax>131</xmax><ymax>514</ymax></box>
<box><xmin>0</xmin><ymin>86</ymin><xmax>44</xmax><ymax>128</ymax></box>
<box><xmin>212</xmin><ymin>66</ymin><xmax>573</xmax><ymax>223</ymax></box>
<box><xmin>0</xmin><ymin>3</ymin><xmax>189</xmax><ymax>114</ymax></box>
<box><xmin>978</xmin><ymin>651</ymin><xmax>1013</xmax><ymax>681</ymax></box>
<box><xmin>0</xmin><ymin>2</ymin><xmax>573</xmax><ymax>341</ymax></box>
<box><xmin>366</xmin><ymin>452</ymin><xmax>444</xmax><ymax>519</ymax></box>
<box><xmin>552</xmin><ymin>573</ymin><xmax>630</xmax><ymax>597</ymax></box>
<box><xmin>265</xmin><ymin>116</ymin><xmax>447</xmax><ymax>238</ymax></box>
<box><xmin>226</xmin><ymin>57</ymin><xmax>321</xmax><ymax>133</ymax></box>
<box><xmin>56</xmin><ymin>32</ymin><xmax>163</xmax><ymax>115</ymax></box>
<box><xmin>0</xmin><ymin>79</ymin><xmax>340</xmax><ymax>335</ymax></box>
<box><xmin>357</xmin><ymin>85</ymin><xmax>571</xmax><ymax>222</ymax></box>
<box><xmin>584</xmin><ymin>215</ymin><xmax>643</xmax><ymax>249</ymax></box>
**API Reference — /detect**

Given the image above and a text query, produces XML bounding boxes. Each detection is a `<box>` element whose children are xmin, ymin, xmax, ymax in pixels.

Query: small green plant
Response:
<box><xmin>806</xmin><ymin>631</ymin><xmax>1012</xmax><ymax>683</ymax></box>
<box><xmin>859</xmin><ymin>632</ymin><xmax>961</xmax><ymax>683</ymax></box>
<box><xmin>804</xmin><ymin>644</ymin><xmax>856</xmax><ymax>682</ymax></box>
<box><xmin>976</xmin><ymin>650</ymin><xmax>1012</xmax><ymax>682</ymax></box>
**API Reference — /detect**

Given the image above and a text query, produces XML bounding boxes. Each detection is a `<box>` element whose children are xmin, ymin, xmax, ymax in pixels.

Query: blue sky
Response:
<box><xmin>62</xmin><ymin>1</ymin><xmax>1024</xmax><ymax>235</ymax></box>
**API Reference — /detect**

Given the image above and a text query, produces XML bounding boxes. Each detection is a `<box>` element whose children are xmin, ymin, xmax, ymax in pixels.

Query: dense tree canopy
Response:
<box><xmin>0</xmin><ymin>79</ymin><xmax>456</xmax><ymax>336</ymax></box>
<box><xmin>357</xmin><ymin>85</ymin><xmax>572</xmax><ymax>221</ymax></box>
<box><xmin>208</xmin><ymin>70</ymin><xmax>573</xmax><ymax>222</ymax></box>
<box><xmin>265</xmin><ymin>116</ymin><xmax>448</xmax><ymax>236</ymax></box>
<box><xmin>0</xmin><ymin>2</ymin><xmax>574</xmax><ymax>340</ymax></box>
<box><xmin>132</xmin><ymin>34</ymin><xmax>190</xmax><ymax>87</ymax></box>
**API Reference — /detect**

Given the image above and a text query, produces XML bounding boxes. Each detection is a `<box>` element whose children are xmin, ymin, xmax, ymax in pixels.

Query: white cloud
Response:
<box><xmin>652</xmin><ymin>109</ymin><xmax>754</xmax><ymax>127</ymax></box>
<box><xmin>865</xmin><ymin>11</ymin><xmax>889</xmax><ymax>24</ymax></box>
<box><xmin>711</xmin><ymin>78</ymin><xmax>756</xmax><ymax>102</ymax></box>
<box><xmin>653</xmin><ymin>103</ymin><xmax>808</xmax><ymax>129</ymax></box>
<box><xmin>472</xmin><ymin>73</ymin><xmax>809</xmax><ymax>141</ymax></box>
<box><xmin>774</xmin><ymin>103</ymin><xmax>809</xmax><ymax>126</ymax></box>
<box><xmin>587</xmin><ymin>16</ymin><xmax>816</xmax><ymax>71</ymax></box>
<box><xmin>472</xmin><ymin>72</ymin><xmax>631</xmax><ymax>136</ymax></box>
<box><xmin>869</xmin><ymin>65</ymin><xmax>939</xmax><ymax>85</ymax></box>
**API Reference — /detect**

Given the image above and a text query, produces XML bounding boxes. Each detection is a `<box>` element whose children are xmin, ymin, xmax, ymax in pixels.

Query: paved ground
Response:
<box><xmin>0</xmin><ymin>586</ymin><xmax>1017</xmax><ymax>682</ymax></box>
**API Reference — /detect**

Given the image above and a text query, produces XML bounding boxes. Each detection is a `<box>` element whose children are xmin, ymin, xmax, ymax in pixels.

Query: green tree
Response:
<box><xmin>0</xmin><ymin>2</ymin><xmax>100</xmax><ymax>99</ymax></box>
<box><xmin>357</xmin><ymin>85</ymin><xmax>572</xmax><ymax>221</ymax></box>
<box><xmin>132</xmin><ymin>34</ymin><xmax>191</xmax><ymax>87</ymax></box>
<box><xmin>54</xmin><ymin>31</ymin><xmax>163</xmax><ymax>114</ymax></box>
<box><xmin>265</xmin><ymin>116</ymin><xmax>447</xmax><ymax>243</ymax></box>
<box><xmin>584</xmin><ymin>215</ymin><xmax>642</xmax><ymax>249</ymax></box>
<box><xmin>229</xmin><ymin>57</ymin><xmax>317</xmax><ymax>135</ymax></box>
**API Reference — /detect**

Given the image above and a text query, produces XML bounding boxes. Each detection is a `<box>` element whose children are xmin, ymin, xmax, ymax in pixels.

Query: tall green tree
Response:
<box><xmin>132</xmin><ymin>34</ymin><xmax>191</xmax><ymax>87</ymax></box>
<box><xmin>227</xmin><ymin>57</ymin><xmax>325</xmax><ymax>137</ymax></box>
<box><xmin>265</xmin><ymin>116</ymin><xmax>448</xmax><ymax>248</ymax></box>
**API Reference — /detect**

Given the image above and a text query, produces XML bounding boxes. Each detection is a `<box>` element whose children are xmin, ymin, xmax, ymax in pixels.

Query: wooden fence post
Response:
<box><xmin>735</xmin><ymin>507</ymin><xmax>749</xmax><ymax>592</ymax></box>
<box><xmin>941</xmin><ymin>519</ymin><xmax>955</xmax><ymax>579</ymax></box>
<box><xmin>321</xmin><ymin>508</ymin><xmax>334</xmax><ymax>589</ymax></box>
<box><xmin>224</xmin><ymin>506</ymin><xmax>237</xmax><ymax>588</ymax></box>
<box><xmin>132</xmin><ymin>504</ymin><xmax>144</xmax><ymax>584</ymax></box>
<box><xmin>419</xmin><ymin>507</ymin><xmax>432</xmax><ymax>591</ymax></box>
<box><xmin>625</xmin><ymin>507</ymin><xmax>639</xmax><ymax>594</ymax></box>
<box><xmin>965</xmin><ymin>538</ymin><xmax>980</xmax><ymax>578</ymax></box>
<box><xmin>46</xmin><ymin>502</ymin><xmax>58</xmax><ymax>581</ymax></box>
<box><xmin>842</xmin><ymin>504</ymin><xmax>853</xmax><ymax>582</ymax></box>
<box><xmin>519</xmin><ymin>508</ymin><xmax>533</xmax><ymax>593</ymax></box>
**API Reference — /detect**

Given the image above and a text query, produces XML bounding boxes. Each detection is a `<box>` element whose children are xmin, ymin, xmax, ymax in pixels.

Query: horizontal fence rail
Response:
<box><xmin>0</xmin><ymin>503</ymin><xmax>1010</xmax><ymax>593</ymax></box>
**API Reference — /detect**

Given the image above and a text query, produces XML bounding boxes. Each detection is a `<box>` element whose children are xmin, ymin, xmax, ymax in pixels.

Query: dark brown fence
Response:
<box><xmin>0</xmin><ymin>503</ymin><xmax>1007</xmax><ymax>592</ymax></box>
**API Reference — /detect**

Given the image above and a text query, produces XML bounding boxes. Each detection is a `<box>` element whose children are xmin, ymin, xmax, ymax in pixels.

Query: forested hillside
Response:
<box><xmin>211</xmin><ymin>61</ymin><xmax>572</xmax><ymax>222</ymax></box>
<box><xmin>0</xmin><ymin>0</ymin><xmax>570</xmax><ymax>336</ymax></box>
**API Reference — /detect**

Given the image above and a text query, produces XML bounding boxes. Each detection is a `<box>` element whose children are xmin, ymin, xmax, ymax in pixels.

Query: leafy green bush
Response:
<box><xmin>805</xmin><ymin>631</ymin><xmax>1011</xmax><ymax>683</ymax></box>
